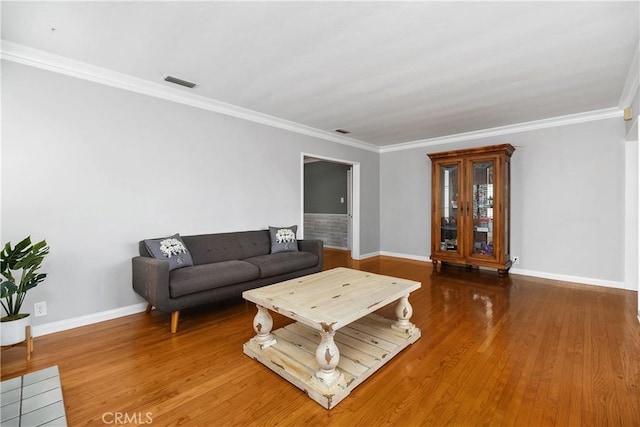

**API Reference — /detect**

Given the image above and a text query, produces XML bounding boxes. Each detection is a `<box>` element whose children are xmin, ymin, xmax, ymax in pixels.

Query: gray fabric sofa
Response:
<box><xmin>132</xmin><ymin>230</ymin><xmax>323</xmax><ymax>332</ymax></box>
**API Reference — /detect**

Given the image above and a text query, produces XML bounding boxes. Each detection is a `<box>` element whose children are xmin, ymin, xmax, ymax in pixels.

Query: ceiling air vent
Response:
<box><xmin>333</xmin><ymin>128</ymin><xmax>351</xmax><ymax>135</ymax></box>
<box><xmin>163</xmin><ymin>75</ymin><xmax>198</xmax><ymax>89</ymax></box>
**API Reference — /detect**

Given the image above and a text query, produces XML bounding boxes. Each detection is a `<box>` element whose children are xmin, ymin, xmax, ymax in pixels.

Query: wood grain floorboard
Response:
<box><xmin>2</xmin><ymin>249</ymin><xmax>639</xmax><ymax>426</ymax></box>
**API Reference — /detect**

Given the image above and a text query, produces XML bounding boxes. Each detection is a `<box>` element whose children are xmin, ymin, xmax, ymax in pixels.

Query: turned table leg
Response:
<box><xmin>314</xmin><ymin>326</ymin><xmax>342</xmax><ymax>388</ymax></box>
<box><xmin>251</xmin><ymin>305</ymin><xmax>277</xmax><ymax>348</ymax></box>
<box><xmin>392</xmin><ymin>294</ymin><xmax>417</xmax><ymax>334</ymax></box>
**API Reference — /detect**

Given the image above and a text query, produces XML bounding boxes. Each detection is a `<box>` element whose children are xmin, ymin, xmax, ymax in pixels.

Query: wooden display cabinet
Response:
<box><xmin>428</xmin><ymin>144</ymin><xmax>515</xmax><ymax>275</ymax></box>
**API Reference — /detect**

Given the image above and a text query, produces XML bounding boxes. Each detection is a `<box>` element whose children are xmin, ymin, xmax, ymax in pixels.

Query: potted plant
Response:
<box><xmin>0</xmin><ymin>236</ymin><xmax>49</xmax><ymax>346</ymax></box>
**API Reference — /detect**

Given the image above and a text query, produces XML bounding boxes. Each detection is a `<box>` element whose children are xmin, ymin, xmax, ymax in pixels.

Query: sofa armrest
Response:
<box><xmin>132</xmin><ymin>256</ymin><xmax>171</xmax><ymax>311</ymax></box>
<box><xmin>298</xmin><ymin>239</ymin><xmax>323</xmax><ymax>268</ymax></box>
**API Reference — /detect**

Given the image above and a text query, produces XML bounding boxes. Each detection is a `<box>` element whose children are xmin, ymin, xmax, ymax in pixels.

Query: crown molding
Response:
<box><xmin>2</xmin><ymin>40</ymin><xmax>628</xmax><ymax>155</ymax></box>
<box><xmin>619</xmin><ymin>42</ymin><xmax>640</xmax><ymax>108</ymax></box>
<box><xmin>0</xmin><ymin>40</ymin><xmax>380</xmax><ymax>153</ymax></box>
<box><xmin>379</xmin><ymin>107</ymin><xmax>623</xmax><ymax>153</ymax></box>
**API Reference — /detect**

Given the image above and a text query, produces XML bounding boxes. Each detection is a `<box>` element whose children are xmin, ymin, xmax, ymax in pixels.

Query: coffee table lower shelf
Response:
<box><xmin>243</xmin><ymin>313</ymin><xmax>421</xmax><ymax>409</ymax></box>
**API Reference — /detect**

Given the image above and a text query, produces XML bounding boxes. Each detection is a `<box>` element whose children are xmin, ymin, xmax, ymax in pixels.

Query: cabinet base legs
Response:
<box><xmin>431</xmin><ymin>259</ymin><xmax>510</xmax><ymax>276</ymax></box>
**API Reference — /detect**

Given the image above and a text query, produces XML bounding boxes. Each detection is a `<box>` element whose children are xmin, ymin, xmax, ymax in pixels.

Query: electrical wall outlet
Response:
<box><xmin>34</xmin><ymin>301</ymin><xmax>47</xmax><ymax>317</ymax></box>
<box><xmin>512</xmin><ymin>256</ymin><xmax>520</xmax><ymax>265</ymax></box>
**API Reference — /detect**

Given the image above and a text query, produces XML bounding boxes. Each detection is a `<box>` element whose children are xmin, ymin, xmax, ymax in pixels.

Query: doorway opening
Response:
<box><xmin>301</xmin><ymin>153</ymin><xmax>360</xmax><ymax>260</ymax></box>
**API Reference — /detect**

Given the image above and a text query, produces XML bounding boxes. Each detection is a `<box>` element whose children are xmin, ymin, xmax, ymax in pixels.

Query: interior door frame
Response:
<box><xmin>347</xmin><ymin>167</ymin><xmax>353</xmax><ymax>251</ymax></box>
<box><xmin>300</xmin><ymin>153</ymin><xmax>360</xmax><ymax>260</ymax></box>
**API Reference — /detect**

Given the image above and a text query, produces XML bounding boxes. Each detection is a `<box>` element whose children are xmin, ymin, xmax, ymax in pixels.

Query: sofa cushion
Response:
<box><xmin>169</xmin><ymin>260</ymin><xmax>259</xmax><ymax>298</ymax></box>
<box><xmin>181</xmin><ymin>230</ymin><xmax>271</xmax><ymax>265</ymax></box>
<box><xmin>269</xmin><ymin>225</ymin><xmax>299</xmax><ymax>253</ymax></box>
<box><xmin>244</xmin><ymin>251</ymin><xmax>319</xmax><ymax>278</ymax></box>
<box><xmin>144</xmin><ymin>234</ymin><xmax>194</xmax><ymax>271</ymax></box>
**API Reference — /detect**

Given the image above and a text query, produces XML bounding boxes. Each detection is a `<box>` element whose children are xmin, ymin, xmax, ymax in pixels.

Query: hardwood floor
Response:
<box><xmin>2</xmin><ymin>249</ymin><xmax>639</xmax><ymax>426</ymax></box>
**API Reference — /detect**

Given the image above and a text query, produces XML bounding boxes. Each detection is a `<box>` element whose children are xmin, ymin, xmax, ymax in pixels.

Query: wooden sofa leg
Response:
<box><xmin>171</xmin><ymin>311</ymin><xmax>180</xmax><ymax>333</ymax></box>
<box><xmin>145</xmin><ymin>303</ymin><xmax>153</xmax><ymax>314</ymax></box>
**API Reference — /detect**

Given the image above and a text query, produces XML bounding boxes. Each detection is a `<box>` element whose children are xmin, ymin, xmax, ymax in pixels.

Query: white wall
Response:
<box><xmin>625</xmin><ymin>140</ymin><xmax>638</xmax><ymax>291</ymax></box>
<box><xmin>624</xmin><ymin>86</ymin><xmax>639</xmax><ymax>293</ymax></box>
<box><xmin>1</xmin><ymin>61</ymin><xmax>380</xmax><ymax>325</ymax></box>
<box><xmin>380</xmin><ymin>118</ymin><xmax>628</xmax><ymax>287</ymax></box>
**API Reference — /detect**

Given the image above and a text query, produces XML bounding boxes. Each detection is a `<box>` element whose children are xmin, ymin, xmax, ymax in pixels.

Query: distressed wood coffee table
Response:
<box><xmin>242</xmin><ymin>267</ymin><xmax>421</xmax><ymax>409</ymax></box>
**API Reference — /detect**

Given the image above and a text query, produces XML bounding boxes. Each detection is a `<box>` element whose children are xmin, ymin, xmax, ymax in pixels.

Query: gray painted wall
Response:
<box><xmin>304</xmin><ymin>161</ymin><xmax>350</xmax><ymax>214</ymax></box>
<box><xmin>1</xmin><ymin>61</ymin><xmax>380</xmax><ymax>325</ymax></box>
<box><xmin>379</xmin><ymin>149</ymin><xmax>432</xmax><ymax>258</ymax></box>
<box><xmin>380</xmin><ymin>118</ymin><xmax>627</xmax><ymax>284</ymax></box>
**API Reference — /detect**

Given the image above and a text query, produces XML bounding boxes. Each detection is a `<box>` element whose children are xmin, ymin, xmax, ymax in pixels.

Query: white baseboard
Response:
<box><xmin>379</xmin><ymin>251</ymin><xmax>431</xmax><ymax>263</ymax></box>
<box><xmin>32</xmin><ymin>302</ymin><xmax>148</xmax><ymax>337</ymax></box>
<box><xmin>374</xmin><ymin>251</ymin><xmax>628</xmax><ymax>290</ymax></box>
<box><xmin>353</xmin><ymin>251</ymin><xmax>380</xmax><ymax>260</ymax></box>
<box><xmin>508</xmin><ymin>268</ymin><xmax>627</xmax><ymax>290</ymax></box>
<box><xmin>324</xmin><ymin>245</ymin><xmax>349</xmax><ymax>250</ymax></box>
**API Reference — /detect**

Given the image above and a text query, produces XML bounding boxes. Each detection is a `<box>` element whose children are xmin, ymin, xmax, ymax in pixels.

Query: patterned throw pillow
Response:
<box><xmin>269</xmin><ymin>226</ymin><xmax>299</xmax><ymax>254</ymax></box>
<box><xmin>144</xmin><ymin>233</ymin><xmax>194</xmax><ymax>270</ymax></box>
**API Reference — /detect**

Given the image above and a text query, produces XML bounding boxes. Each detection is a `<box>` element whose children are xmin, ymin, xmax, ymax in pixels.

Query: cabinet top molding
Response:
<box><xmin>427</xmin><ymin>144</ymin><xmax>515</xmax><ymax>160</ymax></box>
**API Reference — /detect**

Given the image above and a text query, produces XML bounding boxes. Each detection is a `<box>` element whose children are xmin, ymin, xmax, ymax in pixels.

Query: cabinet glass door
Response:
<box><xmin>438</xmin><ymin>163</ymin><xmax>460</xmax><ymax>253</ymax></box>
<box><xmin>471</xmin><ymin>159</ymin><xmax>496</xmax><ymax>258</ymax></box>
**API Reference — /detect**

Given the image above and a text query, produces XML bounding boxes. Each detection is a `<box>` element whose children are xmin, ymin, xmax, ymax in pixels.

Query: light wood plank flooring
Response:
<box><xmin>2</xmin><ymin>249</ymin><xmax>639</xmax><ymax>425</ymax></box>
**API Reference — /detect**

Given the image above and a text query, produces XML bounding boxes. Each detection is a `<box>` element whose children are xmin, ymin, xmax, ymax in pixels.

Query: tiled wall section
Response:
<box><xmin>304</xmin><ymin>213</ymin><xmax>348</xmax><ymax>249</ymax></box>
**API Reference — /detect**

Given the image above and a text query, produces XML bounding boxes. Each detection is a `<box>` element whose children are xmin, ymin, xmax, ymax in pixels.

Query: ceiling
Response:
<box><xmin>2</xmin><ymin>1</ymin><xmax>638</xmax><ymax>147</ymax></box>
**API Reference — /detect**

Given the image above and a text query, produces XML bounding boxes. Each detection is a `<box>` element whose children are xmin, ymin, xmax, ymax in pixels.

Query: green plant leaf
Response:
<box><xmin>1</xmin><ymin>237</ymin><xmax>32</xmax><ymax>273</ymax></box>
<box><xmin>0</xmin><ymin>280</ymin><xmax>18</xmax><ymax>298</ymax></box>
<box><xmin>1</xmin><ymin>236</ymin><xmax>49</xmax><ymax>316</ymax></box>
